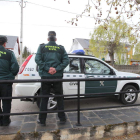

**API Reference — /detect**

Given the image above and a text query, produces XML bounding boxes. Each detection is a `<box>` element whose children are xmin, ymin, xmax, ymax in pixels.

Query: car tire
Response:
<box><xmin>36</xmin><ymin>93</ymin><xmax>57</xmax><ymax>110</ymax></box>
<box><xmin>120</xmin><ymin>85</ymin><xmax>138</xmax><ymax>105</ymax></box>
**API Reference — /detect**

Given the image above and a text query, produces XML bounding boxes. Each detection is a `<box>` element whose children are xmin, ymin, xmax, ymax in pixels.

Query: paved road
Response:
<box><xmin>11</xmin><ymin>83</ymin><xmax>140</xmax><ymax>113</ymax></box>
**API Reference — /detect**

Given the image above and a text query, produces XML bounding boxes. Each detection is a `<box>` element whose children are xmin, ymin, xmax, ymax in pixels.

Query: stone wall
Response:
<box><xmin>114</xmin><ymin>65</ymin><xmax>140</xmax><ymax>74</ymax></box>
<box><xmin>1</xmin><ymin>122</ymin><xmax>140</xmax><ymax>140</ymax></box>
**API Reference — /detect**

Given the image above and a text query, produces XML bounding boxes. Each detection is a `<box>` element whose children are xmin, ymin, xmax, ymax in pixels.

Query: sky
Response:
<box><xmin>0</xmin><ymin>0</ymin><xmax>139</xmax><ymax>55</ymax></box>
<box><xmin>0</xmin><ymin>0</ymin><xmax>97</xmax><ymax>54</ymax></box>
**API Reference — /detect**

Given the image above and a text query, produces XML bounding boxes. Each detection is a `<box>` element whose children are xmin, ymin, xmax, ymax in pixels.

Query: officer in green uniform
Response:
<box><xmin>35</xmin><ymin>31</ymin><xmax>69</xmax><ymax>126</ymax></box>
<box><xmin>0</xmin><ymin>35</ymin><xmax>19</xmax><ymax>126</ymax></box>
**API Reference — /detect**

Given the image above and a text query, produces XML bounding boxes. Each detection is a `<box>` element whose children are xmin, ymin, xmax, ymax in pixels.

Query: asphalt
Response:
<box><xmin>1</xmin><ymin>106</ymin><xmax>140</xmax><ymax>135</ymax></box>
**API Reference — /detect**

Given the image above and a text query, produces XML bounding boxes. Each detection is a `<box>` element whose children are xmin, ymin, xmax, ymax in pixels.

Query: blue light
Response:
<box><xmin>72</xmin><ymin>49</ymin><xmax>85</xmax><ymax>55</ymax></box>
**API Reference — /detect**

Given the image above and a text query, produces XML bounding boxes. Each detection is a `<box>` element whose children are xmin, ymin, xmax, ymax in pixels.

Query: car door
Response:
<box><xmin>83</xmin><ymin>58</ymin><xmax>117</xmax><ymax>95</ymax></box>
<box><xmin>63</xmin><ymin>57</ymin><xmax>85</xmax><ymax>96</ymax></box>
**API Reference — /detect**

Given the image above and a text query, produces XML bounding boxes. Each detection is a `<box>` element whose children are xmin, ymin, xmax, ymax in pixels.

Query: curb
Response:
<box><xmin>1</xmin><ymin>121</ymin><xmax>140</xmax><ymax>140</ymax></box>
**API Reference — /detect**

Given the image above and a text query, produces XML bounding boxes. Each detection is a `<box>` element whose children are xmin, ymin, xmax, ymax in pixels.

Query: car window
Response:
<box><xmin>84</xmin><ymin>59</ymin><xmax>111</xmax><ymax>74</ymax></box>
<box><xmin>64</xmin><ymin>57</ymin><xmax>81</xmax><ymax>73</ymax></box>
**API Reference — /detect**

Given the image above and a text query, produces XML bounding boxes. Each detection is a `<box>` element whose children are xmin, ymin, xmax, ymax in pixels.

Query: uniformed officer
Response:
<box><xmin>35</xmin><ymin>31</ymin><xmax>69</xmax><ymax>126</ymax></box>
<box><xmin>0</xmin><ymin>35</ymin><xmax>19</xmax><ymax>126</ymax></box>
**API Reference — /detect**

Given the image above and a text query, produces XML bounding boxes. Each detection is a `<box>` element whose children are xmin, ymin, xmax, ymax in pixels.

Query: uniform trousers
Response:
<box><xmin>39</xmin><ymin>76</ymin><xmax>66</xmax><ymax>123</ymax></box>
<box><xmin>0</xmin><ymin>83</ymin><xmax>12</xmax><ymax>124</ymax></box>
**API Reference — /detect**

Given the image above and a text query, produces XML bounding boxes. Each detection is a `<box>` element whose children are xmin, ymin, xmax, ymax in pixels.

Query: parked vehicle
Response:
<box><xmin>15</xmin><ymin>54</ymin><xmax>140</xmax><ymax>110</ymax></box>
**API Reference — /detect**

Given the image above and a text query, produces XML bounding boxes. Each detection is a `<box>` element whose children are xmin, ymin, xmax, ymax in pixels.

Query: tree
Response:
<box><xmin>22</xmin><ymin>46</ymin><xmax>31</xmax><ymax>58</ymax></box>
<box><xmin>66</xmin><ymin>0</ymin><xmax>140</xmax><ymax>36</ymax></box>
<box><xmin>89</xmin><ymin>18</ymin><xmax>137</xmax><ymax>66</ymax></box>
<box><xmin>65</xmin><ymin>1</ymin><xmax>140</xmax><ymax>56</ymax></box>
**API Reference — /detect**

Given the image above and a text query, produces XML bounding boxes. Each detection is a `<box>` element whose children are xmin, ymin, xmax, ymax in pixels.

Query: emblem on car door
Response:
<box><xmin>100</xmin><ymin>81</ymin><xmax>104</xmax><ymax>86</ymax></box>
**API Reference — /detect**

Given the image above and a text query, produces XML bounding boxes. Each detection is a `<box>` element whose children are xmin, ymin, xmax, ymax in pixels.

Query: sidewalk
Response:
<box><xmin>1</xmin><ymin>106</ymin><xmax>140</xmax><ymax>139</ymax></box>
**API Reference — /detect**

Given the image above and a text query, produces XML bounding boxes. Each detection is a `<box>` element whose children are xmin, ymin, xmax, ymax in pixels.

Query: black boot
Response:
<box><xmin>3</xmin><ymin>118</ymin><xmax>11</xmax><ymax>126</ymax></box>
<box><xmin>0</xmin><ymin>118</ymin><xmax>3</xmax><ymax>126</ymax></box>
<box><xmin>0</xmin><ymin>107</ymin><xmax>3</xmax><ymax>126</ymax></box>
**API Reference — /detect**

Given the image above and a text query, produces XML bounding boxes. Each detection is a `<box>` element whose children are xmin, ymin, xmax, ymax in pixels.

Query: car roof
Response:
<box><xmin>33</xmin><ymin>53</ymin><xmax>95</xmax><ymax>58</ymax></box>
<box><xmin>68</xmin><ymin>54</ymin><xmax>95</xmax><ymax>57</ymax></box>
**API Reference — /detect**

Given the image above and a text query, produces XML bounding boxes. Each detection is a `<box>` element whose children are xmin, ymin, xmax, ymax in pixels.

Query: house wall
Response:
<box><xmin>13</xmin><ymin>42</ymin><xmax>19</xmax><ymax>57</ymax></box>
<box><xmin>104</xmin><ymin>53</ymin><xmax>110</xmax><ymax>61</ymax></box>
<box><xmin>69</xmin><ymin>39</ymin><xmax>84</xmax><ymax>53</ymax></box>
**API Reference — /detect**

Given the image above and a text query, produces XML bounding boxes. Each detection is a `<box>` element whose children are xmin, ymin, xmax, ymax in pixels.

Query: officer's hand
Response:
<box><xmin>49</xmin><ymin>69</ymin><xmax>56</xmax><ymax>75</ymax></box>
<box><xmin>48</xmin><ymin>67</ymin><xmax>56</xmax><ymax>75</ymax></box>
<box><xmin>50</xmin><ymin>67</ymin><xmax>56</xmax><ymax>73</ymax></box>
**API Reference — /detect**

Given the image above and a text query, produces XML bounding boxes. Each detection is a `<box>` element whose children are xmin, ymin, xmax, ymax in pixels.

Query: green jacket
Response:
<box><xmin>35</xmin><ymin>41</ymin><xmax>69</xmax><ymax>77</ymax></box>
<box><xmin>0</xmin><ymin>45</ymin><xmax>19</xmax><ymax>80</ymax></box>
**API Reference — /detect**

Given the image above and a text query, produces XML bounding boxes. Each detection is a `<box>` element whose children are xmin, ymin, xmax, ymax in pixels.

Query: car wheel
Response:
<box><xmin>120</xmin><ymin>85</ymin><xmax>138</xmax><ymax>104</ymax></box>
<box><xmin>36</xmin><ymin>93</ymin><xmax>57</xmax><ymax>110</ymax></box>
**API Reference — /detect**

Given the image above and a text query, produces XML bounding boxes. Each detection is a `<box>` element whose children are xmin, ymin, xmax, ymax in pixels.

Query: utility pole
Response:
<box><xmin>20</xmin><ymin>0</ymin><xmax>23</xmax><ymax>66</ymax></box>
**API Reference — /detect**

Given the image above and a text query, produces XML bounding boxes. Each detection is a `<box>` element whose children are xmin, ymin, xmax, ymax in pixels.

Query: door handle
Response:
<box><xmin>87</xmin><ymin>75</ymin><xmax>94</xmax><ymax>78</ymax></box>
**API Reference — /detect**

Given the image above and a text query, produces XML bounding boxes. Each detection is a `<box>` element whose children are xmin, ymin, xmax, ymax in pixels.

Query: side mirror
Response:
<box><xmin>110</xmin><ymin>69</ymin><xmax>115</xmax><ymax>75</ymax></box>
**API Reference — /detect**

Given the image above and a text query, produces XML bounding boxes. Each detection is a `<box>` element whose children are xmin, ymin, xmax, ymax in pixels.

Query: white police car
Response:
<box><xmin>15</xmin><ymin>53</ymin><xmax>140</xmax><ymax>110</ymax></box>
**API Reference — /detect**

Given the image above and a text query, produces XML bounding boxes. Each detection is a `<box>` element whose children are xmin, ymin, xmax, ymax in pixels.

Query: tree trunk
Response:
<box><xmin>109</xmin><ymin>53</ymin><xmax>114</xmax><ymax>66</ymax></box>
<box><xmin>108</xmin><ymin>43</ymin><xmax>115</xmax><ymax>66</ymax></box>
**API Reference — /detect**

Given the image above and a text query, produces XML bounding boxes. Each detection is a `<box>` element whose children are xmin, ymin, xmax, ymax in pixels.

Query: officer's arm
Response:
<box><xmin>10</xmin><ymin>52</ymin><xmax>19</xmax><ymax>76</ymax></box>
<box><xmin>35</xmin><ymin>45</ymin><xmax>50</xmax><ymax>72</ymax></box>
<box><xmin>55</xmin><ymin>47</ymin><xmax>69</xmax><ymax>72</ymax></box>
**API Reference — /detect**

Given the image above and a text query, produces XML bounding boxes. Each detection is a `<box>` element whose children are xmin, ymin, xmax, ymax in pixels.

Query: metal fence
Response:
<box><xmin>0</xmin><ymin>77</ymin><xmax>140</xmax><ymax>126</ymax></box>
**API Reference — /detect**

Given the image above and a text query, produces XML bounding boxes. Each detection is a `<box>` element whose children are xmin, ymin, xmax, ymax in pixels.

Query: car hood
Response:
<box><xmin>116</xmin><ymin>71</ymin><xmax>139</xmax><ymax>77</ymax></box>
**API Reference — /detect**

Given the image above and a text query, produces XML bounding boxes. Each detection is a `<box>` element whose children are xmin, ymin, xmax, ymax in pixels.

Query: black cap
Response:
<box><xmin>0</xmin><ymin>35</ymin><xmax>7</xmax><ymax>43</ymax></box>
<box><xmin>48</xmin><ymin>31</ymin><xmax>56</xmax><ymax>37</ymax></box>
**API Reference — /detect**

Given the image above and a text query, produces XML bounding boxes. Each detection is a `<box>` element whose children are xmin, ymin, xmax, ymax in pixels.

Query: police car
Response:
<box><xmin>15</xmin><ymin>52</ymin><xmax>140</xmax><ymax>110</ymax></box>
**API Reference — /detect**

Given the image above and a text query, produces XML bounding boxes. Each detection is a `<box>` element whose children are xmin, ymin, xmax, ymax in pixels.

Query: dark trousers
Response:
<box><xmin>39</xmin><ymin>76</ymin><xmax>65</xmax><ymax>123</ymax></box>
<box><xmin>0</xmin><ymin>83</ymin><xmax>12</xmax><ymax>124</ymax></box>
